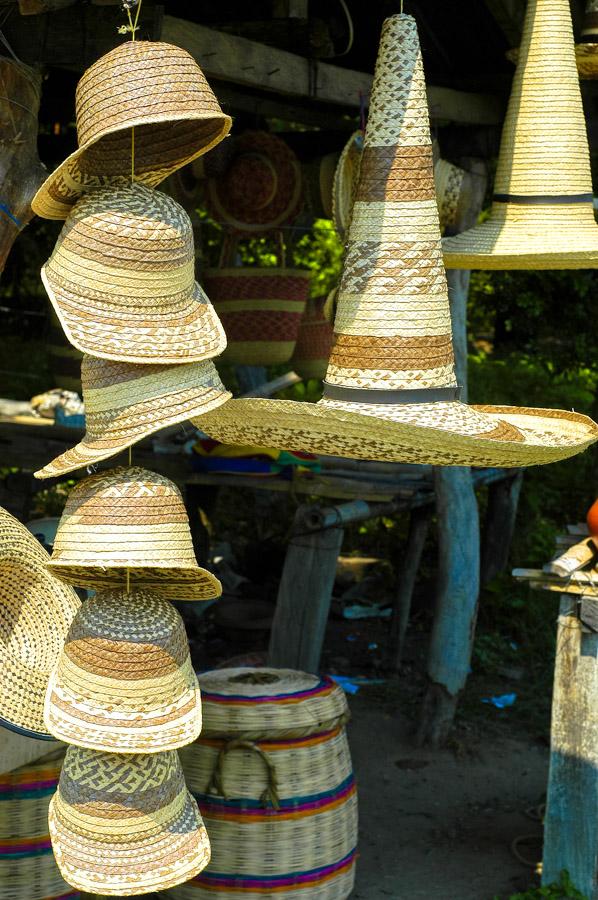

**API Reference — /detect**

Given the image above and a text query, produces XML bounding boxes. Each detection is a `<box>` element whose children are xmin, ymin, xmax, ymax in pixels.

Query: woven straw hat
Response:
<box><xmin>32</xmin><ymin>40</ymin><xmax>231</xmax><ymax>221</ymax></box>
<box><xmin>0</xmin><ymin>508</ymin><xmax>80</xmax><ymax>740</ymax></box>
<box><xmin>205</xmin><ymin>130</ymin><xmax>303</xmax><ymax>233</ymax></box>
<box><xmin>575</xmin><ymin>0</ymin><xmax>598</xmax><ymax>76</ymax></box>
<box><xmin>434</xmin><ymin>158</ymin><xmax>467</xmax><ymax>234</ymax></box>
<box><xmin>443</xmin><ymin>0</ymin><xmax>598</xmax><ymax>269</ymax></box>
<box><xmin>196</xmin><ymin>14</ymin><xmax>598</xmax><ymax>468</ymax></box>
<box><xmin>46</xmin><ymin>467</ymin><xmax>221</xmax><ymax>600</ymax></box>
<box><xmin>332</xmin><ymin>130</ymin><xmax>364</xmax><ymax>237</ymax></box>
<box><xmin>43</xmin><ymin>184</ymin><xmax>226</xmax><ymax>364</ymax></box>
<box><xmin>34</xmin><ymin>355</ymin><xmax>231</xmax><ymax>479</ymax></box>
<box><xmin>45</xmin><ymin>589</ymin><xmax>201</xmax><ymax>753</ymax></box>
<box><xmin>49</xmin><ymin>745</ymin><xmax>210</xmax><ymax>895</ymax></box>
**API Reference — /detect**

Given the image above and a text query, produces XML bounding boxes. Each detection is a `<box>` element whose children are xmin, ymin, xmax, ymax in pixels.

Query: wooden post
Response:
<box><xmin>480</xmin><ymin>470</ymin><xmax>524</xmax><ymax>585</ymax></box>
<box><xmin>542</xmin><ymin>596</ymin><xmax>598</xmax><ymax>898</ymax></box>
<box><xmin>389</xmin><ymin>505</ymin><xmax>432</xmax><ymax>672</ymax></box>
<box><xmin>268</xmin><ymin>506</ymin><xmax>344</xmax><ymax>673</ymax></box>
<box><xmin>417</xmin><ymin>158</ymin><xmax>486</xmax><ymax>746</ymax></box>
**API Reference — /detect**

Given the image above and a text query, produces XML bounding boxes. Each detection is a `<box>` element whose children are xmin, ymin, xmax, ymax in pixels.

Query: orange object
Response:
<box><xmin>586</xmin><ymin>498</ymin><xmax>598</xmax><ymax>535</ymax></box>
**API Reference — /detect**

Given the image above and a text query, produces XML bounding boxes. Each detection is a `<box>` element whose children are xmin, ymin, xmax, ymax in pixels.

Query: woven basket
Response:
<box><xmin>0</xmin><ymin>750</ymin><xmax>78</xmax><ymax>900</ymax></box>
<box><xmin>290</xmin><ymin>297</ymin><xmax>334</xmax><ymax>381</ymax></box>
<box><xmin>166</xmin><ymin>668</ymin><xmax>357</xmax><ymax>900</ymax></box>
<box><xmin>203</xmin><ymin>267</ymin><xmax>311</xmax><ymax>366</ymax></box>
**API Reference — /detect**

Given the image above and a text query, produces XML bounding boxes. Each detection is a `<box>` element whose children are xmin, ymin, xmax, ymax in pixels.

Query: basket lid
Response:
<box><xmin>197</xmin><ymin>667</ymin><xmax>348</xmax><ymax>739</ymax></box>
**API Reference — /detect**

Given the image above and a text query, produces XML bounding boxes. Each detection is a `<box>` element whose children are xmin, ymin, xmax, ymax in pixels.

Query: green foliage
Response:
<box><xmin>292</xmin><ymin>218</ymin><xmax>343</xmax><ymax>298</ymax></box>
<box><xmin>497</xmin><ymin>869</ymin><xmax>588</xmax><ymax>899</ymax></box>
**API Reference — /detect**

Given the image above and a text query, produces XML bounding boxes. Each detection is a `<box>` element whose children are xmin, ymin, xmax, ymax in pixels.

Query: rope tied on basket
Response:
<box><xmin>207</xmin><ymin>739</ymin><xmax>280</xmax><ymax>809</ymax></box>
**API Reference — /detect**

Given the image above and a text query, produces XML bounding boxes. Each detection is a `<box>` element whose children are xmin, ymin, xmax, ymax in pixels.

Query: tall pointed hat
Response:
<box><xmin>443</xmin><ymin>0</ymin><xmax>598</xmax><ymax>269</ymax></box>
<box><xmin>197</xmin><ymin>13</ymin><xmax>597</xmax><ymax>467</ymax></box>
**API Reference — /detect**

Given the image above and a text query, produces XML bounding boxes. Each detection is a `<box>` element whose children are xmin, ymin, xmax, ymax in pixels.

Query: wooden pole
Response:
<box><xmin>542</xmin><ymin>596</ymin><xmax>598</xmax><ymax>898</ymax></box>
<box><xmin>480</xmin><ymin>470</ymin><xmax>524</xmax><ymax>585</ymax></box>
<box><xmin>389</xmin><ymin>506</ymin><xmax>432</xmax><ymax>672</ymax></box>
<box><xmin>268</xmin><ymin>505</ymin><xmax>344</xmax><ymax>672</ymax></box>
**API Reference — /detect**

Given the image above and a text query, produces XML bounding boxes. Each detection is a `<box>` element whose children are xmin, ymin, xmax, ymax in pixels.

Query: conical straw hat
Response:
<box><xmin>45</xmin><ymin>589</ymin><xmax>202</xmax><ymax>753</ymax></box>
<box><xmin>196</xmin><ymin>14</ymin><xmax>598</xmax><ymax>467</ymax></box>
<box><xmin>443</xmin><ymin>0</ymin><xmax>598</xmax><ymax>269</ymax></box>
<box><xmin>34</xmin><ymin>355</ymin><xmax>231</xmax><ymax>480</ymax></box>
<box><xmin>47</xmin><ymin>467</ymin><xmax>222</xmax><ymax>601</ymax></box>
<box><xmin>43</xmin><ymin>184</ymin><xmax>226</xmax><ymax>364</ymax></box>
<box><xmin>0</xmin><ymin>507</ymin><xmax>80</xmax><ymax>739</ymax></box>
<box><xmin>49</xmin><ymin>745</ymin><xmax>210</xmax><ymax>895</ymax></box>
<box><xmin>32</xmin><ymin>40</ymin><xmax>231</xmax><ymax>221</ymax></box>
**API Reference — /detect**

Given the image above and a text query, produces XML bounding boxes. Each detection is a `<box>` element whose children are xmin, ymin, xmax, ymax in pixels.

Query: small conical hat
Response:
<box><xmin>443</xmin><ymin>0</ymin><xmax>598</xmax><ymax>269</ymax></box>
<box><xmin>197</xmin><ymin>13</ymin><xmax>598</xmax><ymax>467</ymax></box>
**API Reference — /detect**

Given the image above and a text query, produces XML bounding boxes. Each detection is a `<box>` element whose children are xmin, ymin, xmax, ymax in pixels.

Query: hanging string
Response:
<box><xmin>126</xmin><ymin>1</ymin><xmax>143</xmax><ymax>181</ymax></box>
<box><xmin>400</xmin><ymin>0</ymin><xmax>404</xmax><ymax>12</ymax></box>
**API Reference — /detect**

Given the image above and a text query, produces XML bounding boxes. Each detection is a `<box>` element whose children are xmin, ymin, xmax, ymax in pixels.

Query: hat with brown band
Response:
<box><xmin>32</xmin><ymin>40</ymin><xmax>232</xmax><ymax>221</ymax></box>
<box><xmin>43</xmin><ymin>183</ymin><xmax>226</xmax><ymax>365</ymax></box>
<box><xmin>47</xmin><ymin>467</ymin><xmax>222</xmax><ymax>601</ymax></box>
<box><xmin>196</xmin><ymin>13</ymin><xmax>598</xmax><ymax>468</ymax></box>
<box><xmin>45</xmin><ymin>589</ymin><xmax>202</xmax><ymax>753</ymax></box>
<box><xmin>49</xmin><ymin>745</ymin><xmax>210</xmax><ymax>895</ymax></box>
<box><xmin>443</xmin><ymin>0</ymin><xmax>598</xmax><ymax>268</ymax></box>
<box><xmin>34</xmin><ymin>354</ymin><xmax>231</xmax><ymax>480</ymax></box>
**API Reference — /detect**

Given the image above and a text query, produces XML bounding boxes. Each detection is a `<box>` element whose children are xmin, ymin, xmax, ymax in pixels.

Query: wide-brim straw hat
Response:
<box><xmin>45</xmin><ymin>589</ymin><xmax>201</xmax><ymax>753</ymax></box>
<box><xmin>43</xmin><ymin>184</ymin><xmax>226</xmax><ymax>364</ymax></box>
<box><xmin>434</xmin><ymin>158</ymin><xmax>467</xmax><ymax>234</ymax></box>
<box><xmin>32</xmin><ymin>40</ymin><xmax>231</xmax><ymax>221</ymax></box>
<box><xmin>34</xmin><ymin>355</ymin><xmax>231</xmax><ymax>480</ymax></box>
<box><xmin>47</xmin><ymin>467</ymin><xmax>222</xmax><ymax>601</ymax></box>
<box><xmin>443</xmin><ymin>0</ymin><xmax>598</xmax><ymax>269</ymax></box>
<box><xmin>49</xmin><ymin>745</ymin><xmax>210</xmax><ymax>895</ymax></box>
<box><xmin>0</xmin><ymin>508</ymin><xmax>80</xmax><ymax>740</ymax></box>
<box><xmin>196</xmin><ymin>14</ymin><xmax>598</xmax><ymax>468</ymax></box>
<box><xmin>205</xmin><ymin>130</ymin><xmax>303</xmax><ymax>233</ymax></box>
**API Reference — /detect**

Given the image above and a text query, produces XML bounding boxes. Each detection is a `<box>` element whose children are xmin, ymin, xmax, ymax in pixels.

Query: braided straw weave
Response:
<box><xmin>203</xmin><ymin>268</ymin><xmax>311</xmax><ymax>365</ymax></box>
<box><xmin>32</xmin><ymin>41</ymin><xmax>231</xmax><ymax>220</ymax></box>
<box><xmin>43</xmin><ymin>184</ymin><xmax>226</xmax><ymax>365</ymax></box>
<box><xmin>289</xmin><ymin>297</ymin><xmax>334</xmax><ymax>381</ymax></box>
<box><xmin>443</xmin><ymin>0</ymin><xmax>598</xmax><ymax>268</ymax></box>
<box><xmin>331</xmin><ymin>130</ymin><xmax>364</xmax><ymax>238</ymax></box>
<box><xmin>44</xmin><ymin>589</ymin><xmax>202</xmax><ymax>753</ymax></box>
<box><xmin>46</xmin><ymin>467</ymin><xmax>221</xmax><ymax>601</ymax></box>
<box><xmin>0</xmin><ymin>507</ymin><xmax>80</xmax><ymax>739</ymax></box>
<box><xmin>166</xmin><ymin>668</ymin><xmax>356</xmax><ymax>900</ymax></box>
<box><xmin>49</xmin><ymin>746</ymin><xmax>210</xmax><ymax>895</ymax></box>
<box><xmin>34</xmin><ymin>355</ymin><xmax>231</xmax><ymax>479</ymax></box>
<box><xmin>0</xmin><ymin>751</ymin><xmax>78</xmax><ymax>900</ymax></box>
<box><xmin>197</xmin><ymin>13</ymin><xmax>598</xmax><ymax>468</ymax></box>
<box><xmin>434</xmin><ymin>159</ymin><xmax>466</xmax><ymax>234</ymax></box>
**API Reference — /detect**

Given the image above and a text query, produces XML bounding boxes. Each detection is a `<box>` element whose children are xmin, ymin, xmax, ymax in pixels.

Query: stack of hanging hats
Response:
<box><xmin>443</xmin><ymin>0</ymin><xmax>598</xmax><ymax>269</ymax></box>
<box><xmin>575</xmin><ymin>0</ymin><xmax>598</xmax><ymax>77</ymax></box>
<box><xmin>196</xmin><ymin>12</ymin><xmax>598</xmax><ymax>467</ymax></box>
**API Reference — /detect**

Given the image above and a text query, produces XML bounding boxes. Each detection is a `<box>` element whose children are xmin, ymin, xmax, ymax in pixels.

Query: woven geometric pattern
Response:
<box><xmin>47</xmin><ymin>467</ymin><xmax>222</xmax><ymax>601</ymax></box>
<box><xmin>33</xmin><ymin>41</ymin><xmax>231</xmax><ymax>220</ymax></box>
<box><xmin>443</xmin><ymin>0</ymin><xmax>598</xmax><ymax>268</ymax></box>
<box><xmin>44</xmin><ymin>183</ymin><xmax>227</xmax><ymax>364</ymax></box>
<box><xmin>290</xmin><ymin>297</ymin><xmax>334</xmax><ymax>381</ymax></box>
<box><xmin>45</xmin><ymin>589</ymin><xmax>202</xmax><ymax>753</ymax></box>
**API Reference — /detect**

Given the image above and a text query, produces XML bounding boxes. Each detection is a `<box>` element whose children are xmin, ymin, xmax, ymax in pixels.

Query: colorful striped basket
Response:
<box><xmin>0</xmin><ymin>749</ymin><xmax>79</xmax><ymax>900</ymax></box>
<box><xmin>202</xmin><ymin>267</ymin><xmax>311</xmax><ymax>366</ymax></box>
<box><xmin>290</xmin><ymin>297</ymin><xmax>334</xmax><ymax>381</ymax></box>
<box><xmin>167</xmin><ymin>668</ymin><xmax>357</xmax><ymax>900</ymax></box>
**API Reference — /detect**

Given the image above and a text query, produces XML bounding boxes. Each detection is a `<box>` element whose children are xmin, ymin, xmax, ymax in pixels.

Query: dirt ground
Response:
<box><xmin>348</xmin><ymin>693</ymin><xmax>547</xmax><ymax>900</ymax></box>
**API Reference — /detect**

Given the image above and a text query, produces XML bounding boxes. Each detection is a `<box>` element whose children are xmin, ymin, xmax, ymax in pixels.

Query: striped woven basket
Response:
<box><xmin>290</xmin><ymin>297</ymin><xmax>334</xmax><ymax>381</ymax></box>
<box><xmin>166</xmin><ymin>668</ymin><xmax>357</xmax><ymax>900</ymax></box>
<box><xmin>203</xmin><ymin>256</ymin><xmax>311</xmax><ymax>366</ymax></box>
<box><xmin>0</xmin><ymin>750</ymin><xmax>79</xmax><ymax>900</ymax></box>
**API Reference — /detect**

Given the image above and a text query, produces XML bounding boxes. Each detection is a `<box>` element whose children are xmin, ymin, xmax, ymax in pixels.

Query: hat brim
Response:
<box><xmin>34</xmin><ymin>384</ymin><xmax>231</xmax><ymax>481</ymax></box>
<box><xmin>195</xmin><ymin>398</ymin><xmax>598</xmax><ymax>468</ymax></box>
<box><xmin>575</xmin><ymin>43</ymin><xmax>598</xmax><ymax>77</ymax></box>
<box><xmin>47</xmin><ymin>564</ymin><xmax>222</xmax><ymax>602</ymax></box>
<box><xmin>49</xmin><ymin>791</ymin><xmax>210</xmax><ymax>895</ymax></box>
<box><xmin>32</xmin><ymin>112</ymin><xmax>232</xmax><ymax>221</ymax></box>
<box><xmin>43</xmin><ymin>268</ymin><xmax>227</xmax><ymax>365</ymax></box>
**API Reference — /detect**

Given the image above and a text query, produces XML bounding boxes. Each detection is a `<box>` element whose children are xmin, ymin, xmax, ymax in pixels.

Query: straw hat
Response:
<box><xmin>205</xmin><ymin>130</ymin><xmax>303</xmax><ymax>233</ymax></box>
<box><xmin>575</xmin><ymin>0</ymin><xmax>598</xmax><ymax>76</ymax></box>
<box><xmin>43</xmin><ymin>184</ymin><xmax>226</xmax><ymax>364</ymax></box>
<box><xmin>0</xmin><ymin>508</ymin><xmax>80</xmax><ymax>740</ymax></box>
<box><xmin>49</xmin><ymin>745</ymin><xmax>210</xmax><ymax>895</ymax></box>
<box><xmin>32</xmin><ymin>40</ymin><xmax>231</xmax><ymax>221</ymax></box>
<box><xmin>196</xmin><ymin>14</ymin><xmax>598</xmax><ymax>468</ymax></box>
<box><xmin>332</xmin><ymin>130</ymin><xmax>364</xmax><ymax>237</ymax></box>
<box><xmin>45</xmin><ymin>589</ymin><xmax>202</xmax><ymax>753</ymax></box>
<box><xmin>46</xmin><ymin>467</ymin><xmax>222</xmax><ymax>601</ymax></box>
<box><xmin>34</xmin><ymin>355</ymin><xmax>231</xmax><ymax>479</ymax></box>
<box><xmin>434</xmin><ymin>158</ymin><xmax>467</xmax><ymax>234</ymax></box>
<box><xmin>443</xmin><ymin>0</ymin><xmax>598</xmax><ymax>269</ymax></box>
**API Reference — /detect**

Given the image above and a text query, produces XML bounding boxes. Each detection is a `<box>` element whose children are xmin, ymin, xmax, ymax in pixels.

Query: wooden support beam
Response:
<box><xmin>161</xmin><ymin>16</ymin><xmax>504</xmax><ymax>125</ymax></box>
<box><xmin>480</xmin><ymin>470</ymin><xmax>524</xmax><ymax>585</ymax></box>
<box><xmin>389</xmin><ymin>506</ymin><xmax>433</xmax><ymax>673</ymax></box>
<box><xmin>542</xmin><ymin>596</ymin><xmax>598</xmax><ymax>898</ymax></box>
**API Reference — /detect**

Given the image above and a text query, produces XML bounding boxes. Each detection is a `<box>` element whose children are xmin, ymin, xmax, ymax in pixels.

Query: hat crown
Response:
<box><xmin>495</xmin><ymin>0</ymin><xmax>592</xmax><ymax>197</ymax></box>
<box><xmin>57</xmin><ymin>465</ymin><xmax>185</xmax><ymax>517</ymax></box>
<box><xmin>325</xmin><ymin>14</ymin><xmax>456</xmax><ymax>393</ymax></box>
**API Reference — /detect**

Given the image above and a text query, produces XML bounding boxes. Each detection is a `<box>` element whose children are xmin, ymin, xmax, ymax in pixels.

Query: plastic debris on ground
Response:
<box><xmin>481</xmin><ymin>693</ymin><xmax>517</xmax><ymax>709</ymax></box>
